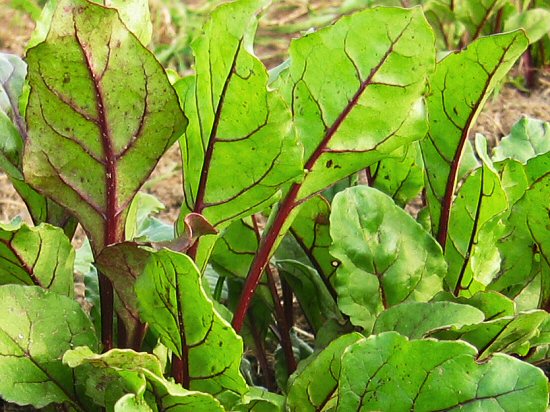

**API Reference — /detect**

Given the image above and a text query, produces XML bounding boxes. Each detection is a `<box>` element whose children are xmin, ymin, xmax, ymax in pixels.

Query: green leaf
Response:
<box><xmin>421</xmin><ymin>31</ymin><xmax>528</xmax><ymax>245</ymax></box>
<box><xmin>288</xmin><ymin>195</ymin><xmax>337</xmax><ymax>286</ymax></box>
<box><xmin>64</xmin><ymin>347</ymin><xmax>223</xmax><ymax>411</ymax></box>
<box><xmin>493</xmin><ymin>116</ymin><xmax>550</xmax><ymax>164</ymax></box>
<box><xmin>0</xmin><ymin>285</ymin><xmax>98</xmax><ymax>409</ymax></box>
<box><xmin>372</xmin><ymin>301</ymin><xmax>485</xmax><ymax>339</ymax></box>
<box><xmin>125</xmin><ymin>192</ymin><xmax>173</xmax><ymax>242</ymax></box>
<box><xmin>23</xmin><ymin>0</ymin><xmax>186</xmax><ymax>252</ymax></box>
<box><xmin>445</xmin><ymin>135</ymin><xmax>508</xmax><ymax>295</ymax></box>
<box><xmin>286</xmin><ymin>333</ymin><xmax>363</xmax><ymax>412</ymax></box>
<box><xmin>96</xmin><ymin>243</ymin><xmax>150</xmax><ymax>349</ymax></box>
<box><xmin>135</xmin><ymin>249</ymin><xmax>247</xmax><ymax>396</ymax></box>
<box><xmin>432</xmin><ymin>310</ymin><xmax>549</xmax><ymax>359</ymax></box>
<box><xmin>277</xmin><ymin>260</ymin><xmax>342</xmax><ymax>333</ymax></box>
<box><xmin>337</xmin><ymin>332</ymin><xmax>548</xmax><ymax>411</ymax></box>
<box><xmin>177</xmin><ymin>0</ymin><xmax>302</xmax><ymax>233</ymax></box>
<box><xmin>367</xmin><ymin>142</ymin><xmax>424</xmax><ymax>207</ymax></box>
<box><xmin>232</xmin><ymin>387</ymin><xmax>285</xmax><ymax>412</ymax></box>
<box><xmin>285</xmin><ymin>6</ymin><xmax>434</xmax><ymax>200</ymax></box>
<box><xmin>432</xmin><ymin>290</ymin><xmax>516</xmax><ymax>319</ymax></box>
<box><xmin>491</xmin><ymin>163</ymin><xmax>549</xmax><ymax>310</ymax></box>
<box><xmin>102</xmin><ymin>0</ymin><xmax>153</xmax><ymax>45</ymax></box>
<box><xmin>456</xmin><ymin>0</ymin><xmax>509</xmax><ymax>38</ymax></box>
<box><xmin>0</xmin><ymin>223</ymin><xmax>74</xmax><ymax>296</ymax></box>
<box><xmin>0</xmin><ymin>53</ymin><xmax>75</xmax><ymax>233</ymax></box>
<box><xmin>330</xmin><ymin>186</ymin><xmax>446</xmax><ymax>330</ymax></box>
<box><xmin>504</xmin><ymin>8</ymin><xmax>550</xmax><ymax>44</ymax></box>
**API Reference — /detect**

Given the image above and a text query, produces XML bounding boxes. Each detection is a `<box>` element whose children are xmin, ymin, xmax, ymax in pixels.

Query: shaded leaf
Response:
<box><xmin>367</xmin><ymin>142</ymin><xmax>424</xmax><ymax>207</ymax></box>
<box><xmin>0</xmin><ymin>223</ymin><xmax>74</xmax><ymax>296</ymax></box>
<box><xmin>330</xmin><ymin>186</ymin><xmax>446</xmax><ymax>330</ymax></box>
<box><xmin>232</xmin><ymin>387</ymin><xmax>285</xmax><ymax>411</ymax></box>
<box><xmin>372</xmin><ymin>301</ymin><xmax>485</xmax><ymax>339</ymax></box>
<box><xmin>96</xmin><ymin>243</ymin><xmax>150</xmax><ymax>349</ymax></box>
<box><xmin>24</xmin><ymin>0</ymin><xmax>186</xmax><ymax>252</ymax></box>
<box><xmin>125</xmin><ymin>192</ymin><xmax>173</xmax><ymax>242</ymax></box>
<box><xmin>135</xmin><ymin>249</ymin><xmax>247</xmax><ymax>396</ymax></box>
<box><xmin>456</xmin><ymin>0</ymin><xmax>508</xmax><ymax>39</ymax></box>
<box><xmin>337</xmin><ymin>332</ymin><xmax>548</xmax><ymax>411</ymax></box>
<box><xmin>493</xmin><ymin>116</ymin><xmax>550</xmax><ymax>164</ymax></box>
<box><xmin>286</xmin><ymin>333</ymin><xmax>363</xmax><ymax>412</ymax></box>
<box><xmin>432</xmin><ymin>290</ymin><xmax>516</xmax><ymax>320</ymax></box>
<box><xmin>504</xmin><ymin>8</ymin><xmax>550</xmax><ymax>44</ymax></box>
<box><xmin>0</xmin><ymin>285</ymin><xmax>98</xmax><ymax>409</ymax></box>
<box><xmin>421</xmin><ymin>31</ymin><xmax>527</xmax><ymax>246</ymax></box>
<box><xmin>277</xmin><ymin>259</ymin><xmax>341</xmax><ymax>333</ymax></box>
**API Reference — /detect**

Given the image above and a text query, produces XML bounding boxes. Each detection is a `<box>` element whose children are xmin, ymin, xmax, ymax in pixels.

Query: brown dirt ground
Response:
<box><xmin>0</xmin><ymin>0</ymin><xmax>549</xmax><ymax>232</ymax></box>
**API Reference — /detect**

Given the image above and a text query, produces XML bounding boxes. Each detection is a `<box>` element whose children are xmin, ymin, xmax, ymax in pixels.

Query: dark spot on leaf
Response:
<box><xmin>326</xmin><ymin>160</ymin><xmax>333</xmax><ymax>168</ymax></box>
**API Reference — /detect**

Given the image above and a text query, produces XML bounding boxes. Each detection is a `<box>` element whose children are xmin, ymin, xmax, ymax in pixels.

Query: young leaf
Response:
<box><xmin>330</xmin><ymin>186</ymin><xmax>446</xmax><ymax>330</ymax></box>
<box><xmin>288</xmin><ymin>195</ymin><xmax>337</xmax><ymax>288</ymax></box>
<box><xmin>177</xmin><ymin>0</ymin><xmax>302</xmax><ymax>237</ymax></box>
<box><xmin>23</xmin><ymin>0</ymin><xmax>186</xmax><ymax>252</ymax></box>
<box><xmin>135</xmin><ymin>249</ymin><xmax>247</xmax><ymax>395</ymax></box>
<box><xmin>367</xmin><ymin>143</ymin><xmax>424</xmax><ymax>207</ymax></box>
<box><xmin>337</xmin><ymin>332</ymin><xmax>548</xmax><ymax>411</ymax></box>
<box><xmin>493</xmin><ymin>116</ymin><xmax>550</xmax><ymax>164</ymax></box>
<box><xmin>432</xmin><ymin>310</ymin><xmax>548</xmax><ymax>359</ymax></box>
<box><xmin>491</xmin><ymin>161</ymin><xmax>549</xmax><ymax>310</ymax></box>
<box><xmin>445</xmin><ymin>135</ymin><xmax>508</xmax><ymax>295</ymax></box>
<box><xmin>96</xmin><ymin>243</ymin><xmax>150</xmax><ymax>349</ymax></box>
<box><xmin>286</xmin><ymin>332</ymin><xmax>364</xmax><ymax>412</ymax></box>
<box><xmin>0</xmin><ymin>285</ymin><xmax>98</xmax><ymax>409</ymax></box>
<box><xmin>372</xmin><ymin>301</ymin><xmax>485</xmax><ymax>339</ymax></box>
<box><xmin>64</xmin><ymin>347</ymin><xmax>223</xmax><ymax>411</ymax></box>
<box><xmin>0</xmin><ymin>223</ymin><xmax>74</xmax><ymax>296</ymax></box>
<box><xmin>234</xmin><ymin>6</ymin><xmax>435</xmax><ymax>331</ymax></box>
<box><xmin>421</xmin><ymin>31</ymin><xmax>528</xmax><ymax>248</ymax></box>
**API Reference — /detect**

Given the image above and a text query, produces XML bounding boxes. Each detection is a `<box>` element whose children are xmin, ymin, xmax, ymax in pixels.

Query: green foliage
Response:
<box><xmin>0</xmin><ymin>0</ymin><xmax>548</xmax><ymax>410</ymax></box>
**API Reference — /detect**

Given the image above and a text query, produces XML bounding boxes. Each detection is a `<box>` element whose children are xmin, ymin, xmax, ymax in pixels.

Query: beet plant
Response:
<box><xmin>0</xmin><ymin>0</ymin><xmax>548</xmax><ymax>410</ymax></box>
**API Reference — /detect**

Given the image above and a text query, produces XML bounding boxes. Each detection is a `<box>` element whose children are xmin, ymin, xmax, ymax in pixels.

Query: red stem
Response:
<box><xmin>281</xmin><ymin>277</ymin><xmax>294</xmax><ymax>331</ymax></box>
<box><xmin>248</xmin><ymin>315</ymin><xmax>275</xmax><ymax>390</ymax></box>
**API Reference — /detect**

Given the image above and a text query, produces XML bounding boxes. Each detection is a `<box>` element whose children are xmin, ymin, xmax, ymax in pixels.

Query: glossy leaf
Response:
<box><xmin>0</xmin><ymin>285</ymin><xmax>98</xmax><ymax>409</ymax></box>
<box><xmin>0</xmin><ymin>223</ymin><xmax>74</xmax><ymax>296</ymax></box>
<box><xmin>493</xmin><ymin>116</ymin><xmax>550</xmax><ymax>164</ymax></box>
<box><xmin>367</xmin><ymin>142</ymin><xmax>424</xmax><ymax>207</ymax></box>
<box><xmin>177</xmin><ymin>0</ymin><xmax>302</xmax><ymax>232</ymax></box>
<box><xmin>445</xmin><ymin>136</ymin><xmax>508</xmax><ymax>295</ymax></box>
<box><xmin>330</xmin><ymin>186</ymin><xmax>446</xmax><ymax>330</ymax></box>
<box><xmin>135</xmin><ymin>249</ymin><xmax>247</xmax><ymax>395</ymax></box>
<box><xmin>372</xmin><ymin>301</ymin><xmax>485</xmax><ymax>339</ymax></box>
<box><xmin>337</xmin><ymin>332</ymin><xmax>548</xmax><ymax>411</ymax></box>
<box><xmin>286</xmin><ymin>333</ymin><xmax>363</xmax><ymax>412</ymax></box>
<box><xmin>286</xmin><ymin>6</ymin><xmax>434</xmax><ymax>200</ymax></box>
<box><xmin>421</xmin><ymin>31</ymin><xmax>528</xmax><ymax>247</ymax></box>
<box><xmin>23</xmin><ymin>0</ymin><xmax>186</xmax><ymax>252</ymax></box>
<box><xmin>432</xmin><ymin>290</ymin><xmax>516</xmax><ymax>320</ymax></box>
<box><xmin>432</xmin><ymin>310</ymin><xmax>548</xmax><ymax>359</ymax></box>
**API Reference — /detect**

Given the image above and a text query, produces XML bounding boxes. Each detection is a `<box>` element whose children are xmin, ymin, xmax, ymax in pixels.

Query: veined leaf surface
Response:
<box><xmin>23</xmin><ymin>0</ymin><xmax>186</xmax><ymax>252</ymax></box>
<box><xmin>135</xmin><ymin>249</ymin><xmax>247</xmax><ymax>396</ymax></box>
<box><xmin>286</xmin><ymin>6</ymin><xmax>434</xmax><ymax>200</ymax></box>
<box><xmin>337</xmin><ymin>332</ymin><xmax>548</xmax><ymax>411</ymax></box>
<box><xmin>177</xmin><ymin>0</ymin><xmax>302</xmax><ymax>230</ymax></box>
<box><xmin>0</xmin><ymin>223</ymin><xmax>74</xmax><ymax>296</ymax></box>
<box><xmin>0</xmin><ymin>285</ymin><xmax>98</xmax><ymax>409</ymax></box>
<box><xmin>421</xmin><ymin>31</ymin><xmax>527</xmax><ymax>247</ymax></box>
<box><xmin>330</xmin><ymin>186</ymin><xmax>446</xmax><ymax>331</ymax></box>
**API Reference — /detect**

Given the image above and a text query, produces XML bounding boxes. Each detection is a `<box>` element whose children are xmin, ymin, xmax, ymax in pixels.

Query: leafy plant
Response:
<box><xmin>0</xmin><ymin>0</ymin><xmax>549</xmax><ymax>410</ymax></box>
